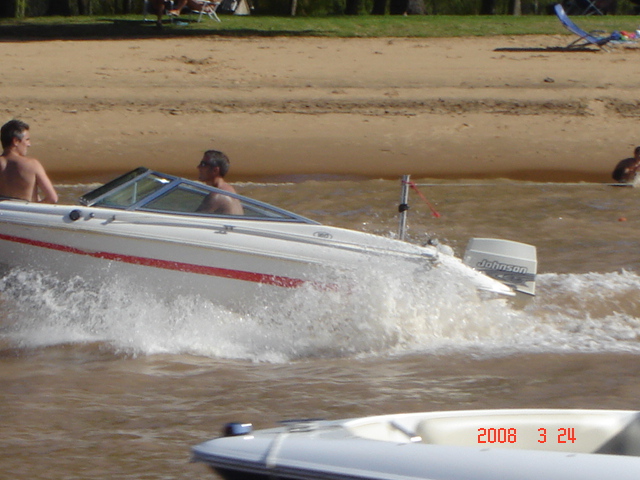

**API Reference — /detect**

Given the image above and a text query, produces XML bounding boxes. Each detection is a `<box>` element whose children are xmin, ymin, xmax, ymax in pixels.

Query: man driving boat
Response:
<box><xmin>196</xmin><ymin>149</ymin><xmax>243</xmax><ymax>215</ymax></box>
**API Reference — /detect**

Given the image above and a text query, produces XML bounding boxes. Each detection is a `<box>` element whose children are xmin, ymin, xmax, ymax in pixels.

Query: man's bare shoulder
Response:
<box><xmin>6</xmin><ymin>154</ymin><xmax>44</xmax><ymax>171</ymax></box>
<box><xmin>215</xmin><ymin>178</ymin><xmax>238</xmax><ymax>194</ymax></box>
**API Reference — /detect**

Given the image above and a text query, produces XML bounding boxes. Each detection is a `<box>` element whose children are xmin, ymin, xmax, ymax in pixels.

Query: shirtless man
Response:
<box><xmin>0</xmin><ymin>120</ymin><xmax>58</xmax><ymax>203</ymax></box>
<box><xmin>612</xmin><ymin>146</ymin><xmax>640</xmax><ymax>184</ymax></box>
<box><xmin>196</xmin><ymin>149</ymin><xmax>243</xmax><ymax>215</ymax></box>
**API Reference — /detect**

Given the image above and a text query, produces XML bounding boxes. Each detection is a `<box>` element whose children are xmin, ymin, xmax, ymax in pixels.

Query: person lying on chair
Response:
<box><xmin>196</xmin><ymin>150</ymin><xmax>244</xmax><ymax>215</ymax></box>
<box><xmin>185</xmin><ymin>0</ymin><xmax>218</xmax><ymax>14</ymax></box>
<box><xmin>149</xmin><ymin>0</ymin><xmax>214</xmax><ymax>25</ymax></box>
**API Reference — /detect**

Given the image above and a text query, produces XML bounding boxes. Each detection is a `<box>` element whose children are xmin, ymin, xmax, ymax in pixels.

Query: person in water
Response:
<box><xmin>196</xmin><ymin>149</ymin><xmax>243</xmax><ymax>215</ymax></box>
<box><xmin>0</xmin><ymin>119</ymin><xmax>58</xmax><ymax>203</ymax></box>
<box><xmin>612</xmin><ymin>146</ymin><xmax>640</xmax><ymax>184</ymax></box>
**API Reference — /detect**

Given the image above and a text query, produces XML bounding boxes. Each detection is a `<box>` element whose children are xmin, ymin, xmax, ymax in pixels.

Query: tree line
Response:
<box><xmin>1</xmin><ymin>0</ymin><xmax>606</xmax><ymax>18</ymax></box>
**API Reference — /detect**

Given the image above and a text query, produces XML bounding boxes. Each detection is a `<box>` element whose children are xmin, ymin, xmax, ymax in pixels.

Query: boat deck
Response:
<box><xmin>344</xmin><ymin>409</ymin><xmax>640</xmax><ymax>456</ymax></box>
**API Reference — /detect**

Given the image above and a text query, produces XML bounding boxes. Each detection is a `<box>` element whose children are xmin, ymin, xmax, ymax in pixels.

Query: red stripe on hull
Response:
<box><xmin>0</xmin><ymin>232</ymin><xmax>306</xmax><ymax>288</ymax></box>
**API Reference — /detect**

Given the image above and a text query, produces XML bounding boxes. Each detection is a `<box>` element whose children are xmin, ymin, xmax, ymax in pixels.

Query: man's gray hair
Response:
<box><xmin>203</xmin><ymin>150</ymin><xmax>230</xmax><ymax>177</ymax></box>
<box><xmin>1</xmin><ymin>119</ymin><xmax>29</xmax><ymax>149</ymax></box>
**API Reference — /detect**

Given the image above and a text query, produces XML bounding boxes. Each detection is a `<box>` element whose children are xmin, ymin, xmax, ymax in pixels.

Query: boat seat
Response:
<box><xmin>415</xmin><ymin>413</ymin><xmax>640</xmax><ymax>455</ymax></box>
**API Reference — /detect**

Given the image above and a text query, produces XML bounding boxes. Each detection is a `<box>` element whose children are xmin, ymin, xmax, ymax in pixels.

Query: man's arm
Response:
<box><xmin>33</xmin><ymin>160</ymin><xmax>58</xmax><ymax>203</ymax></box>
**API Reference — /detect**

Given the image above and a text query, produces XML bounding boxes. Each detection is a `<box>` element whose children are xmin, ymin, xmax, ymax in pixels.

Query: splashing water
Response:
<box><xmin>2</xmin><ymin>262</ymin><xmax>640</xmax><ymax>361</ymax></box>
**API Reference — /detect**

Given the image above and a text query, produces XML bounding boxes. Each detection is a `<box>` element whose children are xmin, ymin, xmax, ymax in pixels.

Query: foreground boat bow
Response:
<box><xmin>192</xmin><ymin>409</ymin><xmax>640</xmax><ymax>480</ymax></box>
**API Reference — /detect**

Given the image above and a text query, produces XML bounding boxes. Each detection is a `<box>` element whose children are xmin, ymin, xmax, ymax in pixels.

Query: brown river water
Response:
<box><xmin>3</xmin><ymin>174</ymin><xmax>640</xmax><ymax>479</ymax></box>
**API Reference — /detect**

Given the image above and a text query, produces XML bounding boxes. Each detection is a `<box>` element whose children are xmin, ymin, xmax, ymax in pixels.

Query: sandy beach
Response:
<box><xmin>1</xmin><ymin>34</ymin><xmax>640</xmax><ymax>182</ymax></box>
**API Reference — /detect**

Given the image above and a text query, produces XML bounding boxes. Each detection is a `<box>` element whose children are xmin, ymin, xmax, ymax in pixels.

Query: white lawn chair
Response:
<box><xmin>190</xmin><ymin>0</ymin><xmax>222</xmax><ymax>21</ymax></box>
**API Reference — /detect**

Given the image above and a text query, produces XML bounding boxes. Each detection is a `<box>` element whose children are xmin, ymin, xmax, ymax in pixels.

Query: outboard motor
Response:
<box><xmin>464</xmin><ymin>238</ymin><xmax>537</xmax><ymax>296</ymax></box>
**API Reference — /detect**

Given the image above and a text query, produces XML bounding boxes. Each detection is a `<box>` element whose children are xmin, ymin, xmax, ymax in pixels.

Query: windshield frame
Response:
<box><xmin>80</xmin><ymin>167</ymin><xmax>319</xmax><ymax>224</ymax></box>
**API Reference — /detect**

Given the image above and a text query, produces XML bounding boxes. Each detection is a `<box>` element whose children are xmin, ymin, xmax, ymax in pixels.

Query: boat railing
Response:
<box><xmin>397</xmin><ymin>175</ymin><xmax>410</xmax><ymax>241</ymax></box>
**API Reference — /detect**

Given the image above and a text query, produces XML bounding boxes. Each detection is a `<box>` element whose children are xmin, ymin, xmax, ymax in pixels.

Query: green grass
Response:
<box><xmin>1</xmin><ymin>13</ymin><xmax>639</xmax><ymax>39</ymax></box>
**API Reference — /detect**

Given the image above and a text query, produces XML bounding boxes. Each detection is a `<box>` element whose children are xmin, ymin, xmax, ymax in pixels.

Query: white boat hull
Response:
<box><xmin>0</xmin><ymin>200</ymin><xmax>515</xmax><ymax>309</ymax></box>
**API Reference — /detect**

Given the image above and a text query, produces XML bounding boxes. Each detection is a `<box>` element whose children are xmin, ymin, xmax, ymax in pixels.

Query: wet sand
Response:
<box><xmin>1</xmin><ymin>35</ymin><xmax>639</xmax><ymax>182</ymax></box>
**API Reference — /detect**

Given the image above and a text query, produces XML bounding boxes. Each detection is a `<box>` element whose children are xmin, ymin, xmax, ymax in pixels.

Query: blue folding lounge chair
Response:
<box><xmin>554</xmin><ymin>4</ymin><xmax>615</xmax><ymax>50</ymax></box>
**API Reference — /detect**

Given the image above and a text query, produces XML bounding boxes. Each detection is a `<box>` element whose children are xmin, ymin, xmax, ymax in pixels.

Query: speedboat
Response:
<box><xmin>0</xmin><ymin>168</ymin><xmax>536</xmax><ymax>308</ymax></box>
<box><xmin>191</xmin><ymin>409</ymin><xmax>640</xmax><ymax>480</ymax></box>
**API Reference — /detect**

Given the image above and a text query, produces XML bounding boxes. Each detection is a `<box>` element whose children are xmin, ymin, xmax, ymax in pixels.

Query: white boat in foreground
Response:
<box><xmin>0</xmin><ymin>168</ymin><xmax>536</xmax><ymax>308</ymax></box>
<box><xmin>191</xmin><ymin>409</ymin><xmax>640</xmax><ymax>480</ymax></box>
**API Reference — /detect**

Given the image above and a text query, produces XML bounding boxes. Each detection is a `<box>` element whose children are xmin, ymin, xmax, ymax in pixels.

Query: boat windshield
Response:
<box><xmin>80</xmin><ymin>167</ymin><xmax>317</xmax><ymax>224</ymax></box>
<box><xmin>84</xmin><ymin>171</ymin><xmax>171</xmax><ymax>209</ymax></box>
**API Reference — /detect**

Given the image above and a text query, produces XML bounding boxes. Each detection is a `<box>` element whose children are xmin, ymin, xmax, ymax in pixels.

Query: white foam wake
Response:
<box><xmin>1</xmin><ymin>267</ymin><xmax>640</xmax><ymax>361</ymax></box>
